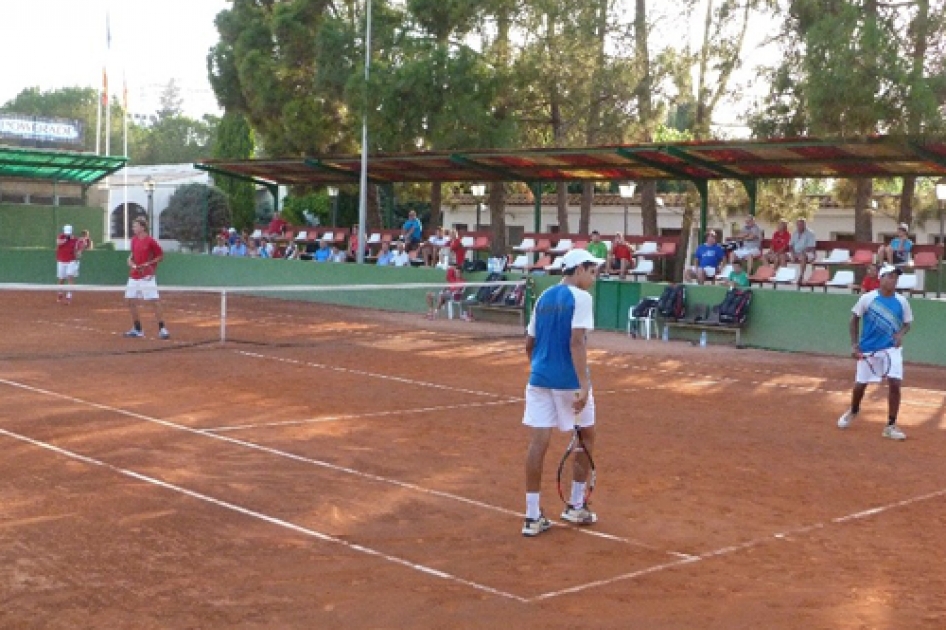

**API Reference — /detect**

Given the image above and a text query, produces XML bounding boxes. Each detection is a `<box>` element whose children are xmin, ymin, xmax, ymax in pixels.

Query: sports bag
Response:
<box><xmin>656</xmin><ymin>284</ymin><xmax>686</xmax><ymax>320</ymax></box>
<box><xmin>717</xmin><ymin>288</ymin><xmax>752</xmax><ymax>325</ymax></box>
<box><xmin>631</xmin><ymin>297</ymin><xmax>659</xmax><ymax>318</ymax></box>
<box><xmin>475</xmin><ymin>272</ymin><xmax>505</xmax><ymax>303</ymax></box>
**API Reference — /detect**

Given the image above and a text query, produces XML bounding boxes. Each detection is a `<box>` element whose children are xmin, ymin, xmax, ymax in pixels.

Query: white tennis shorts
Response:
<box><xmin>855</xmin><ymin>347</ymin><xmax>903</xmax><ymax>384</ymax></box>
<box><xmin>523</xmin><ymin>385</ymin><xmax>595</xmax><ymax>431</ymax></box>
<box><xmin>733</xmin><ymin>246</ymin><xmax>760</xmax><ymax>260</ymax></box>
<box><xmin>125</xmin><ymin>277</ymin><xmax>160</xmax><ymax>300</ymax></box>
<box><xmin>56</xmin><ymin>261</ymin><xmax>78</xmax><ymax>279</ymax></box>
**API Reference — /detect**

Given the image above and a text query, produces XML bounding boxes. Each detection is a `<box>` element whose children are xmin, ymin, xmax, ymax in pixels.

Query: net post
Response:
<box><xmin>220</xmin><ymin>290</ymin><xmax>227</xmax><ymax>344</ymax></box>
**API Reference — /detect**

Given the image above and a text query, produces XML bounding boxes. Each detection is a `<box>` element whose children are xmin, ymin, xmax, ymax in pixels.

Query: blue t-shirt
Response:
<box><xmin>853</xmin><ymin>291</ymin><xmax>913</xmax><ymax>353</ymax></box>
<box><xmin>694</xmin><ymin>243</ymin><xmax>726</xmax><ymax>269</ymax></box>
<box><xmin>403</xmin><ymin>218</ymin><xmax>422</xmax><ymax>243</ymax></box>
<box><xmin>889</xmin><ymin>237</ymin><xmax>913</xmax><ymax>263</ymax></box>
<box><xmin>314</xmin><ymin>247</ymin><xmax>332</xmax><ymax>262</ymax></box>
<box><xmin>376</xmin><ymin>251</ymin><xmax>394</xmax><ymax>266</ymax></box>
<box><xmin>526</xmin><ymin>284</ymin><xmax>595</xmax><ymax>390</ymax></box>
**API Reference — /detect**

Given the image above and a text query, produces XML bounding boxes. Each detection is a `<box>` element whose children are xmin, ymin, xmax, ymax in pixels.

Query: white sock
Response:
<box><xmin>570</xmin><ymin>482</ymin><xmax>586</xmax><ymax>508</ymax></box>
<box><xmin>525</xmin><ymin>492</ymin><xmax>541</xmax><ymax>520</ymax></box>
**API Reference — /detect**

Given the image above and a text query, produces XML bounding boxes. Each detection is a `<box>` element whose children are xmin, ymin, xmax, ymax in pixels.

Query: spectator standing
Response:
<box><xmin>727</xmin><ymin>260</ymin><xmax>751</xmax><ymax>288</ymax></box>
<box><xmin>728</xmin><ymin>215</ymin><xmax>763</xmax><ymax>269</ymax></box>
<box><xmin>837</xmin><ymin>265</ymin><xmax>912</xmax><ymax>440</ymax></box>
<box><xmin>521</xmin><ymin>248</ymin><xmax>603</xmax><ymax>537</ymax></box>
<box><xmin>876</xmin><ymin>223</ymin><xmax>913</xmax><ymax>266</ymax></box>
<box><xmin>123</xmin><ymin>218</ymin><xmax>170</xmax><ymax>340</ymax></box>
<box><xmin>605</xmin><ymin>232</ymin><xmax>634</xmax><ymax>280</ymax></box>
<box><xmin>684</xmin><ymin>231</ymin><xmax>726</xmax><ymax>284</ymax></box>
<box><xmin>55</xmin><ymin>224</ymin><xmax>78</xmax><ymax>304</ymax></box>
<box><xmin>765</xmin><ymin>218</ymin><xmax>792</xmax><ymax>268</ymax></box>
<box><xmin>860</xmin><ymin>263</ymin><xmax>880</xmax><ymax>293</ymax></box>
<box><xmin>390</xmin><ymin>241</ymin><xmax>411</xmax><ymax>267</ymax></box>
<box><xmin>788</xmin><ymin>218</ymin><xmax>817</xmax><ymax>283</ymax></box>
<box><xmin>267</xmin><ymin>211</ymin><xmax>288</xmax><ymax>236</ymax></box>
<box><xmin>376</xmin><ymin>242</ymin><xmax>394</xmax><ymax>266</ymax></box>
<box><xmin>401</xmin><ymin>210</ymin><xmax>423</xmax><ymax>251</ymax></box>
<box><xmin>449</xmin><ymin>229</ymin><xmax>466</xmax><ymax>268</ymax></box>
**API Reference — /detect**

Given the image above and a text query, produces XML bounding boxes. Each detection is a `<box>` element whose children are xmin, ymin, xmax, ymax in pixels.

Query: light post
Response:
<box><xmin>471</xmin><ymin>184</ymin><xmax>486</xmax><ymax>230</ymax></box>
<box><xmin>618</xmin><ymin>182</ymin><xmax>636</xmax><ymax>235</ymax></box>
<box><xmin>143</xmin><ymin>176</ymin><xmax>155</xmax><ymax>233</ymax></box>
<box><xmin>328</xmin><ymin>186</ymin><xmax>339</xmax><ymax>228</ymax></box>
<box><xmin>935</xmin><ymin>178</ymin><xmax>946</xmax><ymax>298</ymax></box>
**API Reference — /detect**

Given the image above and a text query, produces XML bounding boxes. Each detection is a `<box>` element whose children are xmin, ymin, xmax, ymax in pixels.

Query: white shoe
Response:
<box><xmin>837</xmin><ymin>409</ymin><xmax>855</xmax><ymax>429</ymax></box>
<box><xmin>560</xmin><ymin>504</ymin><xmax>597</xmax><ymax>525</ymax></box>
<box><xmin>123</xmin><ymin>329</ymin><xmax>144</xmax><ymax>338</ymax></box>
<box><xmin>882</xmin><ymin>425</ymin><xmax>906</xmax><ymax>441</ymax></box>
<box><xmin>522</xmin><ymin>513</ymin><xmax>553</xmax><ymax>537</ymax></box>
<box><xmin>158</xmin><ymin>328</ymin><xmax>171</xmax><ymax>340</ymax></box>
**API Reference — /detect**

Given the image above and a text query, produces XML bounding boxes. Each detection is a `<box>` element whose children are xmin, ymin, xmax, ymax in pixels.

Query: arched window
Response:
<box><xmin>110</xmin><ymin>203</ymin><xmax>148</xmax><ymax>239</ymax></box>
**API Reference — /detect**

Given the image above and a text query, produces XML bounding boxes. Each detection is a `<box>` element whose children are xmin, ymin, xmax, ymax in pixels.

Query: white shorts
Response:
<box><xmin>56</xmin><ymin>261</ymin><xmax>78</xmax><ymax>279</ymax></box>
<box><xmin>125</xmin><ymin>277</ymin><xmax>160</xmax><ymax>300</ymax></box>
<box><xmin>855</xmin><ymin>347</ymin><xmax>904</xmax><ymax>384</ymax></box>
<box><xmin>523</xmin><ymin>385</ymin><xmax>595</xmax><ymax>431</ymax></box>
<box><xmin>733</xmin><ymin>246</ymin><xmax>760</xmax><ymax>260</ymax></box>
<box><xmin>791</xmin><ymin>251</ymin><xmax>816</xmax><ymax>263</ymax></box>
<box><xmin>688</xmin><ymin>265</ymin><xmax>717</xmax><ymax>278</ymax></box>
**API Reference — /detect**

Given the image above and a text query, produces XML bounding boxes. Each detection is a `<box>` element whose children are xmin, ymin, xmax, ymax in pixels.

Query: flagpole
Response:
<box><xmin>95</xmin><ymin>70</ymin><xmax>103</xmax><ymax>155</ymax></box>
<box><xmin>356</xmin><ymin>0</ymin><xmax>371</xmax><ymax>264</ymax></box>
<box><xmin>104</xmin><ymin>12</ymin><xmax>111</xmax><ymax>157</ymax></box>
<box><xmin>123</xmin><ymin>74</ymin><xmax>129</xmax><ymax>250</ymax></box>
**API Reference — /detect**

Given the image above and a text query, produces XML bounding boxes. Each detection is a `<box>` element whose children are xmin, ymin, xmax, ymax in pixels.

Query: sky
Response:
<box><xmin>0</xmin><ymin>0</ymin><xmax>777</xmax><ymax>132</ymax></box>
<box><xmin>0</xmin><ymin>0</ymin><xmax>229</xmax><ymax>118</ymax></box>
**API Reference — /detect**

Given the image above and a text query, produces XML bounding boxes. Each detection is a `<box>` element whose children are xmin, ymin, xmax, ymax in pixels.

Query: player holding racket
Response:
<box><xmin>838</xmin><ymin>264</ymin><xmax>912</xmax><ymax>440</ymax></box>
<box><xmin>123</xmin><ymin>217</ymin><xmax>170</xmax><ymax>340</ymax></box>
<box><xmin>521</xmin><ymin>248</ymin><xmax>602</xmax><ymax>537</ymax></box>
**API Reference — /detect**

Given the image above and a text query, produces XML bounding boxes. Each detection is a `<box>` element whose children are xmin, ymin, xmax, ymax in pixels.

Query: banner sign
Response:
<box><xmin>0</xmin><ymin>114</ymin><xmax>83</xmax><ymax>145</ymax></box>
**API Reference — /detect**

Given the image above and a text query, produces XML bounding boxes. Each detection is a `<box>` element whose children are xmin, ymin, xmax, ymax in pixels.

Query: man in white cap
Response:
<box><xmin>876</xmin><ymin>223</ymin><xmax>913</xmax><ymax>267</ymax></box>
<box><xmin>521</xmin><ymin>248</ymin><xmax>602</xmax><ymax>537</ymax></box>
<box><xmin>837</xmin><ymin>264</ymin><xmax>912</xmax><ymax>441</ymax></box>
<box><xmin>55</xmin><ymin>225</ymin><xmax>78</xmax><ymax>303</ymax></box>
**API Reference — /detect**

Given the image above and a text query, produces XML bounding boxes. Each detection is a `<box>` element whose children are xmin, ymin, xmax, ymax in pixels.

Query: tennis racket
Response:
<box><xmin>862</xmin><ymin>349</ymin><xmax>892</xmax><ymax>379</ymax></box>
<box><xmin>556</xmin><ymin>397</ymin><xmax>596</xmax><ymax>508</ymax></box>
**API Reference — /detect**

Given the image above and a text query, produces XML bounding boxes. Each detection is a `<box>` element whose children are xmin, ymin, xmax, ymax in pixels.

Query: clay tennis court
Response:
<box><xmin>2</xmin><ymin>290</ymin><xmax>945</xmax><ymax>629</ymax></box>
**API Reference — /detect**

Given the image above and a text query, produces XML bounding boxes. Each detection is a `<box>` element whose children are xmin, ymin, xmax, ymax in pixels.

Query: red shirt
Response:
<box><xmin>267</xmin><ymin>217</ymin><xmax>288</xmax><ymax>235</ymax></box>
<box><xmin>612</xmin><ymin>242</ymin><xmax>633</xmax><ymax>261</ymax></box>
<box><xmin>56</xmin><ymin>234</ymin><xmax>77</xmax><ymax>263</ymax></box>
<box><xmin>450</xmin><ymin>239</ymin><xmax>466</xmax><ymax>266</ymax></box>
<box><xmin>129</xmin><ymin>235</ymin><xmax>164</xmax><ymax>279</ymax></box>
<box><xmin>861</xmin><ymin>275</ymin><xmax>880</xmax><ymax>292</ymax></box>
<box><xmin>771</xmin><ymin>229</ymin><xmax>790</xmax><ymax>253</ymax></box>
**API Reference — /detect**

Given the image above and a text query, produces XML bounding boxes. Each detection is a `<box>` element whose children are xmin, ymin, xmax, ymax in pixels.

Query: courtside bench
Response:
<box><xmin>467</xmin><ymin>303</ymin><xmax>526</xmax><ymax>325</ymax></box>
<box><xmin>660</xmin><ymin>303</ymin><xmax>746</xmax><ymax>347</ymax></box>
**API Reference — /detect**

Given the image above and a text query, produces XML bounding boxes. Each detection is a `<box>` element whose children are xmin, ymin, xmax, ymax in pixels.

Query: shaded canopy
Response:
<box><xmin>195</xmin><ymin>136</ymin><xmax>946</xmax><ymax>187</ymax></box>
<box><xmin>0</xmin><ymin>145</ymin><xmax>127</xmax><ymax>185</ymax></box>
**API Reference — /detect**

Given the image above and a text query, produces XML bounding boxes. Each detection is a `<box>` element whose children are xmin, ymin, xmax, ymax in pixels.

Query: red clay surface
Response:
<box><xmin>2</xmin><ymin>291</ymin><xmax>945</xmax><ymax>629</ymax></box>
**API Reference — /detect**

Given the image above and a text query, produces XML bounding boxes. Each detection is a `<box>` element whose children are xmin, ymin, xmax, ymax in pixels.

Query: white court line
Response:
<box><xmin>530</xmin><ymin>487</ymin><xmax>946</xmax><ymax>600</ymax></box>
<box><xmin>0</xmin><ymin>377</ymin><xmax>662</xmax><ymax>552</ymax></box>
<box><xmin>237</xmin><ymin>350</ymin><xmax>510</xmax><ymax>399</ymax></box>
<box><xmin>206</xmin><ymin>399</ymin><xmax>522</xmax><ymax>432</ymax></box>
<box><xmin>0</xmin><ymin>426</ymin><xmax>526</xmax><ymax>603</ymax></box>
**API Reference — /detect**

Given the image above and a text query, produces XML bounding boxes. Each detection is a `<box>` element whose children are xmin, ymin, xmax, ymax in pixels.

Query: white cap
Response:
<box><xmin>879</xmin><ymin>264</ymin><xmax>902</xmax><ymax>278</ymax></box>
<box><xmin>563</xmin><ymin>249</ymin><xmax>604</xmax><ymax>270</ymax></box>
<box><xmin>63</xmin><ymin>225</ymin><xmax>73</xmax><ymax>235</ymax></box>
<box><xmin>898</xmin><ymin>222</ymin><xmax>909</xmax><ymax>231</ymax></box>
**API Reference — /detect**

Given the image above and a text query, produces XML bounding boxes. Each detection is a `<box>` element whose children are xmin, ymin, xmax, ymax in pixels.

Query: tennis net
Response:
<box><xmin>0</xmin><ymin>278</ymin><xmax>532</xmax><ymax>361</ymax></box>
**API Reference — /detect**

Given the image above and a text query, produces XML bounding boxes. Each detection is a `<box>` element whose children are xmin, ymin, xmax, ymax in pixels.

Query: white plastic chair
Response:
<box><xmin>628</xmin><ymin>259</ymin><xmax>655</xmax><ymax>280</ymax></box>
<box><xmin>627</xmin><ymin>301</ymin><xmax>658</xmax><ymax>339</ymax></box>
<box><xmin>294</xmin><ymin>231</ymin><xmax>308</xmax><ymax>241</ymax></box>
<box><xmin>461</xmin><ymin>236</ymin><xmax>476</xmax><ymax>250</ymax></box>
<box><xmin>367</xmin><ymin>232</ymin><xmax>381</xmax><ymax>244</ymax></box>
<box><xmin>251</xmin><ymin>229</ymin><xmax>262</xmax><ymax>239</ymax></box>
<box><xmin>897</xmin><ymin>273</ymin><xmax>918</xmax><ymax>293</ymax></box>
<box><xmin>635</xmin><ymin>241</ymin><xmax>659</xmax><ymax>256</ymax></box>
<box><xmin>822</xmin><ymin>248</ymin><xmax>851</xmax><ymax>265</ymax></box>
<box><xmin>321</xmin><ymin>231</ymin><xmax>335</xmax><ymax>243</ymax></box>
<box><xmin>771</xmin><ymin>266</ymin><xmax>798</xmax><ymax>288</ymax></box>
<box><xmin>716</xmin><ymin>264</ymin><xmax>733</xmax><ymax>283</ymax></box>
<box><xmin>545</xmin><ymin>256</ymin><xmax>566</xmax><ymax>272</ymax></box>
<box><xmin>826</xmin><ymin>270</ymin><xmax>855</xmax><ymax>291</ymax></box>
<box><xmin>510</xmin><ymin>254</ymin><xmax>530</xmax><ymax>272</ymax></box>
<box><xmin>549</xmin><ymin>238</ymin><xmax>573</xmax><ymax>255</ymax></box>
<box><xmin>513</xmin><ymin>237</ymin><xmax>535</xmax><ymax>253</ymax></box>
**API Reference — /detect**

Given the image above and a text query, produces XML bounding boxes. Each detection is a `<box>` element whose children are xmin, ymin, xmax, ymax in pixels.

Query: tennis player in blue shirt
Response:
<box><xmin>838</xmin><ymin>265</ymin><xmax>913</xmax><ymax>440</ymax></box>
<box><xmin>522</xmin><ymin>248</ymin><xmax>602</xmax><ymax>537</ymax></box>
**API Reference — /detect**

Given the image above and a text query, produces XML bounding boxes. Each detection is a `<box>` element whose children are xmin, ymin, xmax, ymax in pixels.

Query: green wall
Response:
<box><xmin>2</xmin><ymin>248</ymin><xmax>943</xmax><ymax>366</ymax></box>
<box><xmin>0</xmin><ymin>204</ymin><xmax>105</xmax><ymax>248</ymax></box>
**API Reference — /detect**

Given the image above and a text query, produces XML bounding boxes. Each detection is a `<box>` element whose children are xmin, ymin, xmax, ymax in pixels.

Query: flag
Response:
<box><xmin>106</xmin><ymin>13</ymin><xmax>111</xmax><ymax>49</ymax></box>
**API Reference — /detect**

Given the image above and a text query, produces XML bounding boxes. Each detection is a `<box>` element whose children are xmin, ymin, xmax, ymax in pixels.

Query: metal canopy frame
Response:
<box><xmin>195</xmin><ymin>135</ymin><xmax>946</xmax><ymax>242</ymax></box>
<box><xmin>0</xmin><ymin>146</ymin><xmax>127</xmax><ymax>186</ymax></box>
